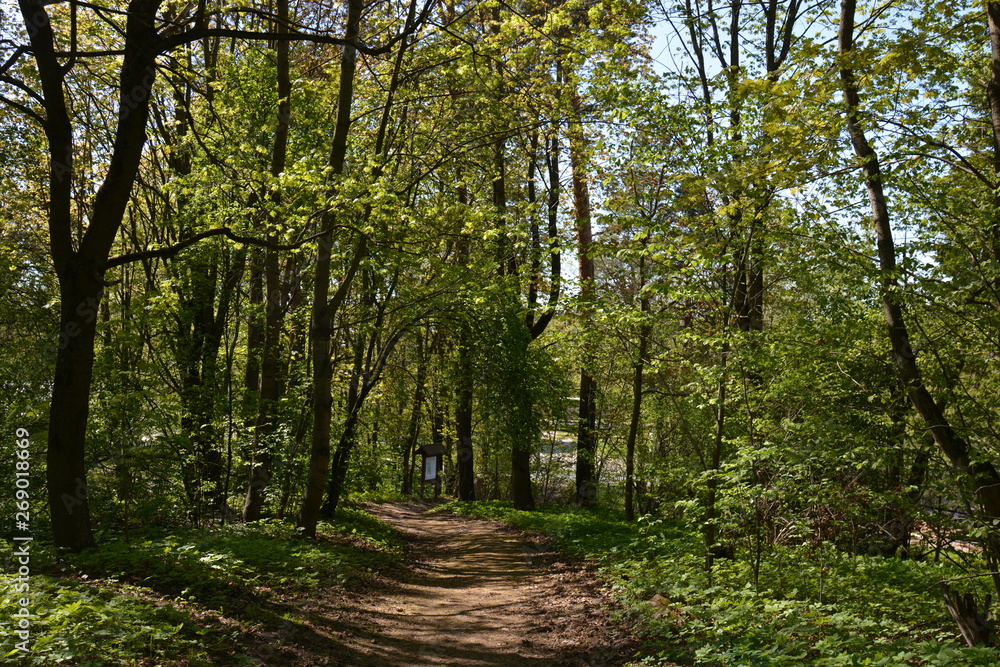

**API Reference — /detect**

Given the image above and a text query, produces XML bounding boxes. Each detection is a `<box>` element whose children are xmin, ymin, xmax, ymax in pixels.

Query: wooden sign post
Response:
<box><xmin>417</xmin><ymin>443</ymin><xmax>444</xmax><ymax>499</ymax></box>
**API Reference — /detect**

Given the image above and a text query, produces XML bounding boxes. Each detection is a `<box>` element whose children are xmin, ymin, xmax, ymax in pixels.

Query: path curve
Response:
<box><xmin>305</xmin><ymin>502</ymin><xmax>634</xmax><ymax>666</ymax></box>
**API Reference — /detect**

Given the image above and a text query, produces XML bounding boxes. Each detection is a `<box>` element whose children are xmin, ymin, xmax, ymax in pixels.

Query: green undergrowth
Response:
<box><xmin>438</xmin><ymin>500</ymin><xmax>1000</xmax><ymax>666</ymax></box>
<box><xmin>1</xmin><ymin>574</ymin><xmax>215</xmax><ymax>665</ymax></box>
<box><xmin>1</xmin><ymin>506</ymin><xmax>403</xmax><ymax>665</ymax></box>
<box><xmin>69</xmin><ymin>507</ymin><xmax>402</xmax><ymax>605</ymax></box>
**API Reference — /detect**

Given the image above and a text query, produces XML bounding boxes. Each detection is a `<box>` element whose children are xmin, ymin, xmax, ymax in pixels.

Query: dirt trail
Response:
<box><xmin>282</xmin><ymin>502</ymin><xmax>635</xmax><ymax>666</ymax></box>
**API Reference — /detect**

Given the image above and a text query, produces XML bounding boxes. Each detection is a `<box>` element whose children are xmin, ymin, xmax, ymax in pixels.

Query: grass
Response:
<box><xmin>436</xmin><ymin>500</ymin><xmax>1000</xmax><ymax>666</ymax></box>
<box><xmin>0</xmin><ymin>506</ymin><xmax>403</xmax><ymax>665</ymax></box>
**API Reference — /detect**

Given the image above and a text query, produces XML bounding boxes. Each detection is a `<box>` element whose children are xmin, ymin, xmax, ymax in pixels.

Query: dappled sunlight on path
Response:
<box><xmin>293</xmin><ymin>502</ymin><xmax>633</xmax><ymax>666</ymax></box>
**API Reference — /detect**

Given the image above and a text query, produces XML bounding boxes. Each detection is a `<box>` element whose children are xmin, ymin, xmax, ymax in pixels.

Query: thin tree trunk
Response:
<box><xmin>455</xmin><ymin>182</ymin><xmax>476</xmax><ymax>501</ymax></box>
<box><xmin>402</xmin><ymin>333</ymin><xmax>427</xmax><ymax>494</ymax></box>
<box><xmin>705</xmin><ymin>346</ymin><xmax>728</xmax><ymax>572</ymax></box>
<box><xmin>455</xmin><ymin>324</ymin><xmax>475</xmax><ymax>501</ymax></box>
<box><xmin>625</xmin><ymin>257</ymin><xmax>650</xmax><ymax>522</ymax></box>
<box><xmin>298</xmin><ymin>0</ymin><xmax>418</xmax><ymax>529</ymax></box>
<box><xmin>297</xmin><ymin>0</ymin><xmax>364</xmax><ymax>537</ymax></box>
<box><xmin>244</xmin><ymin>0</ymin><xmax>292</xmax><ymax>521</ymax></box>
<box><xmin>509</xmin><ymin>129</ymin><xmax>564</xmax><ymax>511</ymax></box>
<box><xmin>510</xmin><ymin>366</ymin><xmax>536</xmax><ymax>510</ymax></box>
<box><xmin>244</xmin><ymin>251</ymin><xmax>264</xmax><ymax>409</ymax></box>
<box><xmin>529</xmin><ymin>130</ymin><xmax>562</xmax><ymax>340</ymax></box>
<box><xmin>986</xmin><ymin>1</ymin><xmax>1000</xmax><ymax>308</ymax></box>
<box><xmin>839</xmin><ymin>0</ymin><xmax>1000</xmax><ymax>588</ymax></box>
<box><xmin>493</xmin><ymin>134</ymin><xmax>534</xmax><ymax>511</ymax></box>
<box><xmin>323</xmin><ymin>332</ymin><xmax>366</xmax><ymax>516</ymax></box>
<box><xmin>567</xmin><ymin>81</ymin><xmax>598</xmax><ymax>508</ymax></box>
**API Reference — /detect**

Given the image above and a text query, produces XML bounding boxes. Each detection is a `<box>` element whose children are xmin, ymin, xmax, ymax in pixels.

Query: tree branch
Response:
<box><xmin>0</xmin><ymin>93</ymin><xmax>44</xmax><ymax>124</ymax></box>
<box><xmin>106</xmin><ymin>226</ymin><xmax>328</xmax><ymax>268</ymax></box>
<box><xmin>155</xmin><ymin>27</ymin><xmax>400</xmax><ymax>57</ymax></box>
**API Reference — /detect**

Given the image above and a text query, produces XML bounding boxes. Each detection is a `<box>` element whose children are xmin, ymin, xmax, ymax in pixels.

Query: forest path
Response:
<box><xmin>282</xmin><ymin>502</ymin><xmax>636</xmax><ymax>666</ymax></box>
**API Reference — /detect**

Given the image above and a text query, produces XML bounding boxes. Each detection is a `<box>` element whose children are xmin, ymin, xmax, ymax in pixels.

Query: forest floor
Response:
<box><xmin>245</xmin><ymin>502</ymin><xmax>640</xmax><ymax>666</ymax></box>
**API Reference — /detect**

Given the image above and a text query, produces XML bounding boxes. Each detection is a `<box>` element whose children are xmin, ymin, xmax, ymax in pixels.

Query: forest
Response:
<box><xmin>4</xmin><ymin>0</ymin><xmax>1000</xmax><ymax>663</ymax></box>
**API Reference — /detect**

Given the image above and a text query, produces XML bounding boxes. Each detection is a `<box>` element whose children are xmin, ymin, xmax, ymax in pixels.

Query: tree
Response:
<box><xmin>837</xmin><ymin>0</ymin><xmax>1000</xmax><ymax>619</ymax></box>
<box><xmin>296</xmin><ymin>0</ymin><xmax>366</xmax><ymax>538</ymax></box>
<box><xmin>243</xmin><ymin>0</ymin><xmax>293</xmax><ymax>522</ymax></box>
<box><xmin>4</xmin><ymin>0</ymin><xmax>405</xmax><ymax>549</ymax></box>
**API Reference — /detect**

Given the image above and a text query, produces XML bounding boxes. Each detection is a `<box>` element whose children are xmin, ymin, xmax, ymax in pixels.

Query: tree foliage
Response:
<box><xmin>4</xmin><ymin>0</ymin><xmax>1000</xmax><ymax>657</ymax></box>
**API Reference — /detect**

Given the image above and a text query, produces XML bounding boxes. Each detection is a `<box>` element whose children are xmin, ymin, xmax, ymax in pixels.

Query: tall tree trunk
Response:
<box><xmin>244</xmin><ymin>0</ymin><xmax>292</xmax><ymax>521</ymax></box>
<box><xmin>839</xmin><ymin>0</ymin><xmax>1000</xmax><ymax>580</ymax></box>
<box><xmin>244</xmin><ymin>251</ymin><xmax>264</xmax><ymax>410</ymax></box>
<box><xmin>567</xmin><ymin>81</ymin><xmax>598</xmax><ymax>508</ymax></box>
<box><xmin>705</xmin><ymin>347</ymin><xmax>728</xmax><ymax>572</ymax></box>
<box><xmin>986</xmin><ymin>3</ymin><xmax>1000</xmax><ymax>317</ymax></box>
<box><xmin>48</xmin><ymin>270</ymin><xmax>103</xmax><ymax>550</ymax></box>
<box><xmin>401</xmin><ymin>333</ymin><xmax>427</xmax><ymax>494</ymax></box>
<box><xmin>529</xmin><ymin>130</ymin><xmax>562</xmax><ymax>340</ymax></box>
<box><xmin>323</xmin><ymin>267</ymin><xmax>410</xmax><ymax>512</ymax></box>
<box><xmin>454</xmin><ymin>181</ymin><xmax>476</xmax><ymax>501</ymax></box>
<box><xmin>297</xmin><ymin>0</ymin><xmax>364</xmax><ymax>538</ymax></box>
<box><xmin>625</xmin><ymin>256</ymin><xmax>650</xmax><ymax>522</ymax></box>
<box><xmin>511</xmin><ymin>130</ymin><xmax>564</xmax><ymax>509</ymax></box>
<box><xmin>454</xmin><ymin>329</ymin><xmax>475</xmax><ymax>501</ymax></box>
<box><xmin>494</xmin><ymin>136</ymin><xmax>534</xmax><ymax>511</ymax></box>
<box><xmin>323</xmin><ymin>331</ymin><xmax>366</xmax><ymax>516</ymax></box>
<box><xmin>508</xmin><ymin>300</ymin><xmax>536</xmax><ymax>510</ymax></box>
<box><xmin>20</xmin><ymin>0</ymin><xmax>163</xmax><ymax>550</ymax></box>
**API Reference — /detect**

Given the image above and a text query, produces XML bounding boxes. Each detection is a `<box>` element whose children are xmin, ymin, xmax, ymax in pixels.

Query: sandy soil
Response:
<box><xmin>245</xmin><ymin>502</ymin><xmax>638</xmax><ymax>666</ymax></box>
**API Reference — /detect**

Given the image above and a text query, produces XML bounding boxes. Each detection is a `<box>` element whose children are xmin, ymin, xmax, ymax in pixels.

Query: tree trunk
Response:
<box><xmin>401</xmin><ymin>333</ymin><xmax>427</xmax><ymax>494</ymax></box>
<box><xmin>455</xmin><ymin>324</ymin><xmax>476</xmax><ymax>501</ymax></box>
<box><xmin>455</xmin><ymin>184</ymin><xmax>476</xmax><ymax>501</ymax></box>
<box><xmin>507</xmin><ymin>339</ymin><xmax>536</xmax><ymax>512</ymax></box>
<box><xmin>986</xmin><ymin>1</ymin><xmax>1000</xmax><ymax>304</ymax></box>
<box><xmin>941</xmin><ymin>583</ymin><xmax>993</xmax><ymax>648</ymax></box>
<box><xmin>20</xmin><ymin>0</ymin><xmax>162</xmax><ymax>550</ymax></box>
<box><xmin>48</xmin><ymin>267</ymin><xmax>103</xmax><ymax>550</ymax></box>
<box><xmin>508</xmin><ymin>129</ymin><xmax>563</xmax><ymax>510</ymax></box>
<box><xmin>511</xmin><ymin>454</ymin><xmax>535</xmax><ymax>508</ymax></box>
<box><xmin>244</xmin><ymin>0</ymin><xmax>292</xmax><ymax>521</ymax></box>
<box><xmin>528</xmin><ymin>130</ymin><xmax>562</xmax><ymax>340</ymax></box>
<box><xmin>244</xmin><ymin>251</ymin><xmax>264</xmax><ymax>411</ymax></box>
<box><xmin>297</xmin><ymin>0</ymin><xmax>364</xmax><ymax>538</ymax></box>
<box><xmin>839</xmin><ymin>0</ymin><xmax>1000</xmax><ymax>587</ymax></box>
<box><xmin>176</xmin><ymin>254</ymin><xmax>219</xmax><ymax>522</ymax></box>
<box><xmin>567</xmin><ymin>81</ymin><xmax>598</xmax><ymax>508</ymax></box>
<box><xmin>705</xmin><ymin>350</ymin><xmax>728</xmax><ymax>572</ymax></box>
<box><xmin>625</xmin><ymin>257</ymin><xmax>650</xmax><ymax>522</ymax></box>
<box><xmin>323</xmin><ymin>332</ymin><xmax>366</xmax><ymax>516</ymax></box>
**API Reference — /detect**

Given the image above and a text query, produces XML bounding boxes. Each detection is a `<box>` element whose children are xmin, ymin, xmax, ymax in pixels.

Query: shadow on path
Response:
<box><xmin>245</xmin><ymin>502</ymin><xmax>636</xmax><ymax>666</ymax></box>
